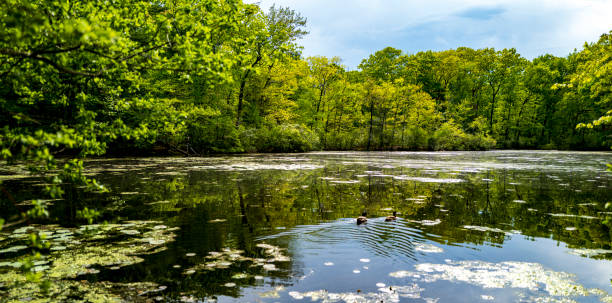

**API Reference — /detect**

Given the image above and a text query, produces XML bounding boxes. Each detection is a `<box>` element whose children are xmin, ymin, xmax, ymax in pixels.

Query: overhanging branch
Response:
<box><xmin>0</xmin><ymin>48</ymin><xmax>103</xmax><ymax>77</ymax></box>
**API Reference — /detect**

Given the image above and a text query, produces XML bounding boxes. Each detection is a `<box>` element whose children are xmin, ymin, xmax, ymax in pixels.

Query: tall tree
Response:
<box><xmin>232</xmin><ymin>5</ymin><xmax>307</xmax><ymax>125</ymax></box>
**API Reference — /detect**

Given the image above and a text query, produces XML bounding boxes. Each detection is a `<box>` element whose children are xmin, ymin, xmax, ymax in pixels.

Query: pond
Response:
<box><xmin>1</xmin><ymin>151</ymin><xmax>612</xmax><ymax>302</ymax></box>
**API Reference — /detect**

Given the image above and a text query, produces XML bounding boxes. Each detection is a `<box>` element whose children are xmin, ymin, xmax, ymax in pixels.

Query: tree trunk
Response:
<box><xmin>314</xmin><ymin>81</ymin><xmax>326</xmax><ymax>125</ymax></box>
<box><xmin>379</xmin><ymin>111</ymin><xmax>387</xmax><ymax>149</ymax></box>
<box><xmin>236</xmin><ymin>71</ymin><xmax>250</xmax><ymax>126</ymax></box>
<box><xmin>236</xmin><ymin>56</ymin><xmax>261</xmax><ymax>126</ymax></box>
<box><xmin>514</xmin><ymin>94</ymin><xmax>530</xmax><ymax>145</ymax></box>
<box><xmin>367</xmin><ymin>98</ymin><xmax>374</xmax><ymax>151</ymax></box>
<box><xmin>488</xmin><ymin>84</ymin><xmax>500</xmax><ymax>131</ymax></box>
<box><xmin>390</xmin><ymin>101</ymin><xmax>400</xmax><ymax>147</ymax></box>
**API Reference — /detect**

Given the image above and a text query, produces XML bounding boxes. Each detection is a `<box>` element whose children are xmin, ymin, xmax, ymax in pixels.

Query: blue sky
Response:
<box><xmin>246</xmin><ymin>0</ymin><xmax>612</xmax><ymax>69</ymax></box>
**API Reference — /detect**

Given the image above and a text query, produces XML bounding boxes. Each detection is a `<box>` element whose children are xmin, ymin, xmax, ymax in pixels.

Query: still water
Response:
<box><xmin>1</xmin><ymin>151</ymin><xmax>612</xmax><ymax>302</ymax></box>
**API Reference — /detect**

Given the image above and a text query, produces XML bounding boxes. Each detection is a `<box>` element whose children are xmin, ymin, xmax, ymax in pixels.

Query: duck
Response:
<box><xmin>356</xmin><ymin>211</ymin><xmax>368</xmax><ymax>225</ymax></box>
<box><xmin>385</xmin><ymin>211</ymin><xmax>397</xmax><ymax>222</ymax></box>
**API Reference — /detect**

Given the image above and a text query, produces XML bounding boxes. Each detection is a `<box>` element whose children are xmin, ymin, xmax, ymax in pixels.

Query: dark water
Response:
<box><xmin>2</xmin><ymin>151</ymin><xmax>612</xmax><ymax>302</ymax></box>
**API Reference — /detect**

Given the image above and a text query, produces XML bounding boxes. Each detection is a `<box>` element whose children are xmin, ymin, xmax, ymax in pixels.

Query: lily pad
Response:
<box><xmin>0</xmin><ymin>245</ymin><xmax>28</xmax><ymax>254</ymax></box>
<box><xmin>232</xmin><ymin>273</ymin><xmax>249</xmax><ymax>279</ymax></box>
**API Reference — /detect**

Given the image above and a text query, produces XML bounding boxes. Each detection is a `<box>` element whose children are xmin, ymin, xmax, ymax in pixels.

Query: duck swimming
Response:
<box><xmin>385</xmin><ymin>211</ymin><xmax>397</xmax><ymax>222</ymax></box>
<box><xmin>357</xmin><ymin>212</ymin><xmax>368</xmax><ymax>225</ymax></box>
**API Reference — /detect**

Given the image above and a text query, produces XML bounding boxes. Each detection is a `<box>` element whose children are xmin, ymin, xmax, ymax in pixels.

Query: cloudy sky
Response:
<box><xmin>247</xmin><ymin>0</ymin><xmax>611</xmax><ymax>69</ymax></box>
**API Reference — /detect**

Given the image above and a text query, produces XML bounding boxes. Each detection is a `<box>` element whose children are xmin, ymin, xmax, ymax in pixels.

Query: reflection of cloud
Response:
<box><xmin>287</xmin><ymin>259</ymin><xmax>609</xmax><ymax>302</ymax></box>
<box><xmin>246</xmin><ymin>0</ymin><xmax>612</xmax><ymax>68</ymax></box>
<box><xmin>567</xmin><ymin>248</ymin><xmax>612</xmax><ymax>258</ymax></box>
<box><xmin>390</xmin><ymin>260</ymin><xmax>608</xmax><ymax>298</ymax></box>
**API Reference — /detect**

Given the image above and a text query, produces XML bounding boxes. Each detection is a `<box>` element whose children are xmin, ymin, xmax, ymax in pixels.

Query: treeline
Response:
<box><xmin>1</xmin><ymin>0</ymin><xmax>611</xmax><ymax>165</ymax></box>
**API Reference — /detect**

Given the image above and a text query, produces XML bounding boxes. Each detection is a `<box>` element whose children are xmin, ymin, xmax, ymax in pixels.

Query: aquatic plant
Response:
<box><xmin>181</xmin><ymin>243</ymin><xmax>290</xmax><ymax>276</ymax></box>
<box><xmin>0</xmin><ymin>221</ymin><xmax>177</xmax><ymax>301</ymax></box>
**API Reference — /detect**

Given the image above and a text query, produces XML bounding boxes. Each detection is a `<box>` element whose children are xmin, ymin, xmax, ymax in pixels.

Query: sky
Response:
<box><xmin>246</xmin><ymin>0</ymin><xmax>612</xmax><ymax>69</ymax></box>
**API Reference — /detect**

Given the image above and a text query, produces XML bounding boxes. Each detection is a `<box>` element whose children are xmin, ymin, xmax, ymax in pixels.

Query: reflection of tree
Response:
<box><xmin>19</xmin><ymin>156</ymin><xmax>610</xmax><ymax>300</ymax></box>
<box><xmin>131</xmin><ymin>160</ymin><xmax>610</xmax><ymax>254</ymax></box>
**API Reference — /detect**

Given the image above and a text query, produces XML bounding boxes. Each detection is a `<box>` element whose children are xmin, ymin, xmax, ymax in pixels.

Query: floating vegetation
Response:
<box><xmin>259</xmin><ymin>286</ymin><xmax>285</xmax><ymax>298</ymax></box>
<box><xmin>408</xmin><ymin>219</ymin><xmax>442</xmax><ymax>226</ymax></box>
<box><xmin>389</xmin><ymin>260</ymin><xmax>609</xmax><ymax>300</ymax></box>
<box><xmin>0</xmin><ymin>245</ymin><xmax>28</xmax><ymax>254</ymax></box>
<box><xmin>414</xmin><ymin>243</ymin><xmax>443</xmax><ymax>253</ymax></box>
<box><xmin>462</xmin><ymin>225</ymin><xmax>515</xmax><ymax>234</ymax></box>
<box><xmin>256</xmin><ymin>243</ymin><xmax>291</xmax><ymax>262</ymax></box>
<box><xmin>13</xmin><ymin>226</ymin><xmax>34</xmax><ymax>234</ymax></box>
<box><xmin>120</xmin><ymin>229</ymin><xmax>140</xmax><ymax>235</ymax></box>
<box><xmin>155</xmin><ymin>171</ymin><xmax>186</xmax><ymax>176</ymax></box>
<box><xmin>0</xmin><ymin>221</ymin><xmax>176</xmax><ymax>301</ymax></box>
<box><xmin>2</xmin><ymin>152</ymin><xmax>611</xmax><ymax>302</ymax></box>
<box><xmin>329</xmin><ymin>180</ymin><xmax>360</xmax><ymax>184</ymax></box>
<box><xmin>0</xmin><ymin>273</ymin><xmax>162</xmax><ymax>303</ymax></box>
<box><xmin>288</xmin><ymin>291</ymin><xmax>305</xmax><ymax>299</ymax></box>
<box><xmin>190</xmin><ymin>162</ymin><xmax>322</xmax><ymax>171</ymax></box>
<box><xmin>231</xmin><ymin>273</ymin><xmax>249</xmax><ymax>279</ymax></box>
<box><xmin>566</xmin><ymin>248</ymin><xmax>612</xmax><ymax>258</ymax></box>
<box><xmin>393</xmin><ymin>176</ymin><xmax>464</xmax><ymax>183</ymax></box>
<box><xmin>0</xmin><ymin>261</ymin><xmax>22</xmax><ymax>268</ymax></box>
<box><xmin>406</xmin><ymin>198</ymin><xmax>426</xmax><ymax>202</ymax></box>
<box><xmin>285</xmin><ymin>284</ymin><xmax>425</xmax><ymax>303</ymax></box>
<box><xmin>0</xmin><ymin>174</ymin><xmax>33</xmax><ymax>181</ymax></box>
<box><xmin>182</xmin><ymin>243</ymin><xmax>289</xmax><ymax>276</ymax></box>
<box><xmin>146</xmin><ymin>200</ymin><xmax>171</xmax><ymax>205</ymax></box>
<box><xmin>547</xmin><ymin>213</ymin><xmax>599</xmax><ymax>220</ymax></box>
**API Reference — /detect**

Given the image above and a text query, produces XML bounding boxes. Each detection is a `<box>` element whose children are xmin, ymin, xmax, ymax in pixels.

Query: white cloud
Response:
<box><xmin>247</xmin><ymin>0</ymin><xmax>612</xmax><ymax>68</ymax></box>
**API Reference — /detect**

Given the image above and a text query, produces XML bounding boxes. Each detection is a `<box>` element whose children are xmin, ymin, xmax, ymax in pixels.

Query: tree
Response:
<box><xmin>0</xmin><ymin>0</ymin><xmax>247</xmax><ymax>224</ymax></box>
<box><xmin>231</xmin><ymin>5</ymin><xmax>307</xmax><ymax>125</ymax></box>
<box><xmin>574</xmin><ymin>31</ymin><xmax>612</xmax><ymax>147</ymax></box>
<box><xmin>359</xmin><ymin>47</ymin><xmax>403</xmax><ymax>82</ymax></box>
<box><xmin>306</xmin><ymin>56</ymin><xmax>343</xmax><ymax>126</ymax></box>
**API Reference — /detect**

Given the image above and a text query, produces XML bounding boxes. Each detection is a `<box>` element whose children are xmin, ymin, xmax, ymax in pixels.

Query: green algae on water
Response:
<box><xmin>0</xmin><ymin>221</ymin><xmax>177</xmax><ymax>302</ymax></box>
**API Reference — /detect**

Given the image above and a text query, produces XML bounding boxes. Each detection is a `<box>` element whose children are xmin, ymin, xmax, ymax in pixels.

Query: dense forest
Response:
<box><xmin>0</xmin><ymin>0</ymin><xmax>611</xmax><ymax>164</ymax></box>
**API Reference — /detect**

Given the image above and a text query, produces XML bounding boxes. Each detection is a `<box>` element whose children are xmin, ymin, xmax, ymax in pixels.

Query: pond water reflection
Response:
<box><xmin>1</xmin><ymin>151</ymin><xmax>612</xmax><ymax>302</ymax></box>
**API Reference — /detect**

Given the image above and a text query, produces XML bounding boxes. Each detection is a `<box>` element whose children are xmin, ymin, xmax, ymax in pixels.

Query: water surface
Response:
<box><xmin>1</xmin><ymin>151</ymin><xmax>612</xmax><ymax>302</ymax></box>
